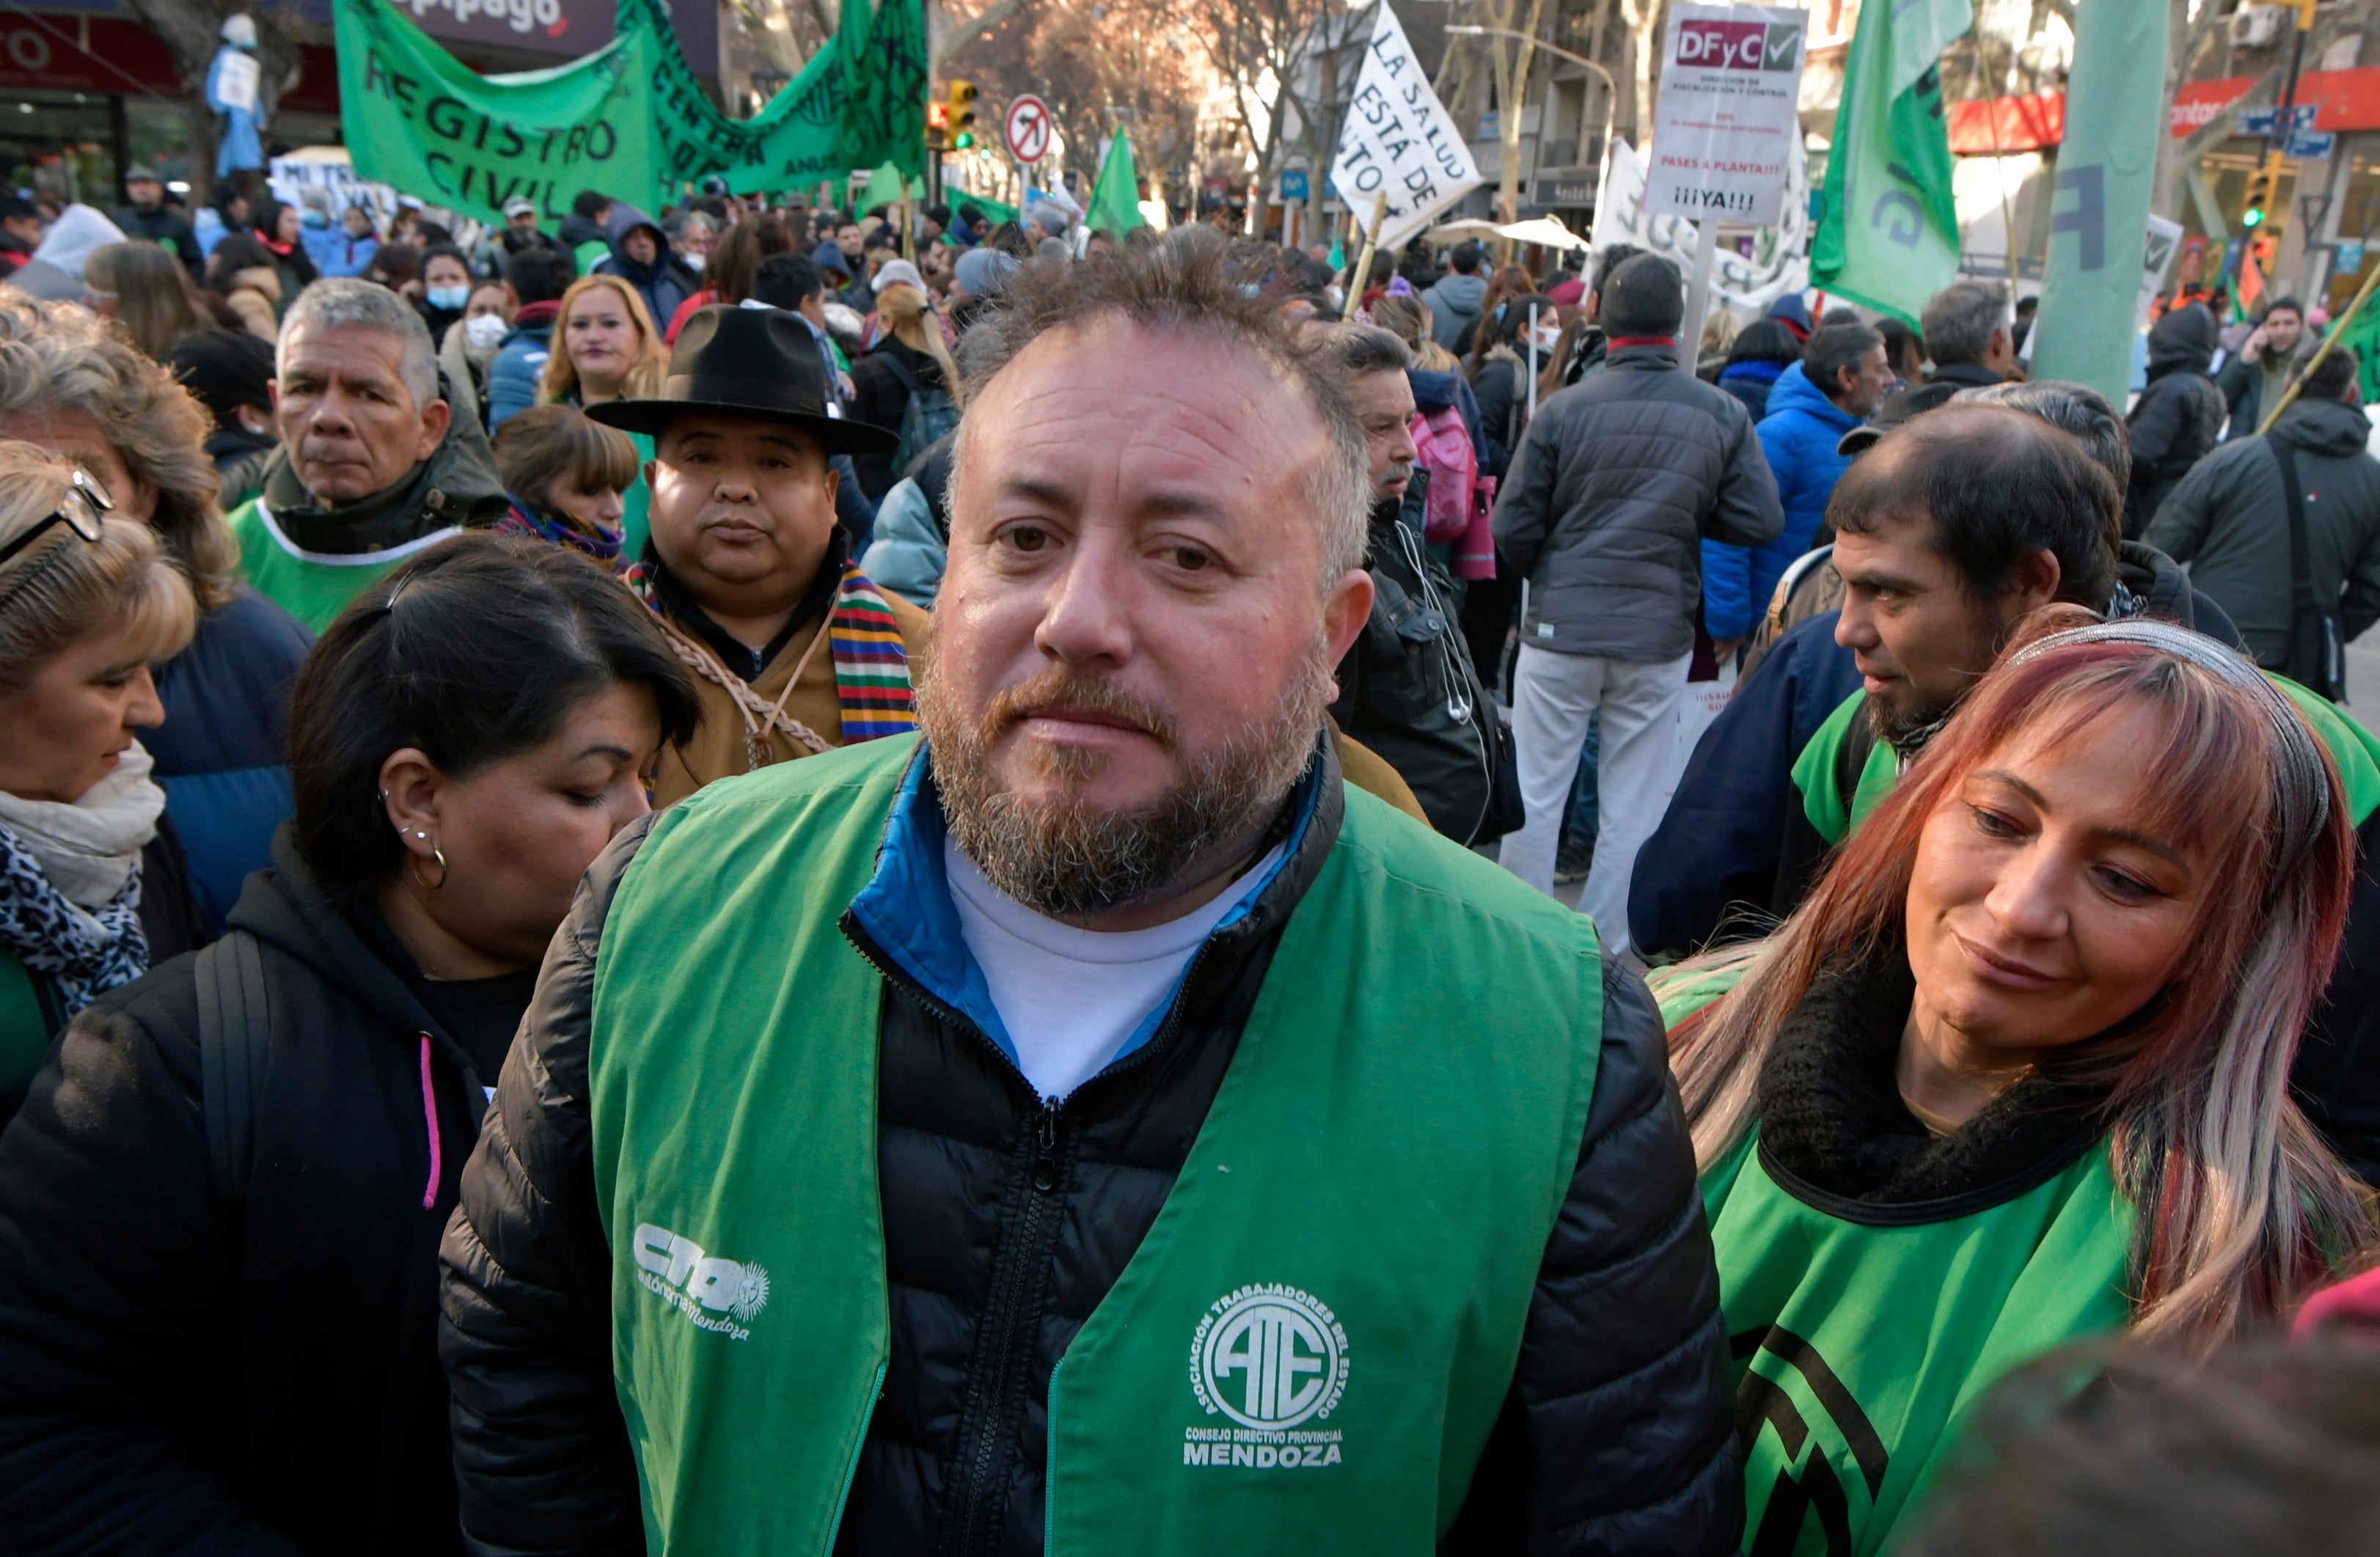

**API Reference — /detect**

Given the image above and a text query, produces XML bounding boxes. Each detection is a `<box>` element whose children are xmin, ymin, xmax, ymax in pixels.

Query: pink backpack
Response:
<box><xmin>1410</xmin><ymin>405</ymin><xmax>1478</xmax><ymax>545</ymax></box>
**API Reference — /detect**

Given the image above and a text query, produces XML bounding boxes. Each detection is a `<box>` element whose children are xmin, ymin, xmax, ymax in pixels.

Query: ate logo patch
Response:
<box><xmin>1182</xmin><ymin>1284</ymin><xmax>1349</xmax><ymax>1470</ymax></box>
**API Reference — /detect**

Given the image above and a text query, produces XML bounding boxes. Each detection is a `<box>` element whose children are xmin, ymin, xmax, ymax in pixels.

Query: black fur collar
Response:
<box><xmin>1754</xmin><ymin>939</ymin><xmax>2110</xmax><ymax>1214</ymax></box>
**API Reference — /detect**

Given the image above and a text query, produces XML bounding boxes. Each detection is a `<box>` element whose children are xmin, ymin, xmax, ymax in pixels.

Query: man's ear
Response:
<box><xmin>1323</xmin><ymin>568</ymin><xmax>1374</xmax><ymax>669</ymax></box>
<box><xmin>414</xmin><ymin>395</ymin><xmax>452</xmax><ymax>464</ymax></box>
<box><xmin>2009</xmin><ymin>545</ymin><xmax>2064</xmax><ymax>613</ymax></box>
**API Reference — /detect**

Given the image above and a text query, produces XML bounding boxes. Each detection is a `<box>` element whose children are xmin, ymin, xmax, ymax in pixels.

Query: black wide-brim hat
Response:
<box><xmin>585</xmin><ymin>305</ymin><xmax>900</xmax><ymax>455</ymax></box>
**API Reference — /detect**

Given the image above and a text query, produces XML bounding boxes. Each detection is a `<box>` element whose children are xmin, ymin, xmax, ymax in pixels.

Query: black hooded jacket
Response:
<box><xmin>2125</xmin><ymin>304</ymin><xmax>2227</xmax><ymax>536</ymax></box>
<box><xmin>0</xmin><ymin>832</ymin><xmax>523</xmax><ymax>1556</ymax></box>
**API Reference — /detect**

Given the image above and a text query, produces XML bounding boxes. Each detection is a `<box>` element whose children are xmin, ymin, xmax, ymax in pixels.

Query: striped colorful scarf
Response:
<box><xmin>623</xmin><ymin>557</ymin><xmax>914</xmax><ymax>746</ymax></box>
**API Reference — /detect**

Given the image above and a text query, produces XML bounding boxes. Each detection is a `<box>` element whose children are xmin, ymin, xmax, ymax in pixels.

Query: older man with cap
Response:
<box><xmin>440</xmin><ymin>240</ymin><xmax>1735</xmax><ymax>1557</ymax></box>
<box><xmin>111</xmin><ymin>166</ymin><xmax>200</xmax><ymax>277</ymax></box>
<box><xmin>579</xmin><ymin>305</ymin><xmax>932</xmax><ymax>803</ymax></box>
<box><xmin>499</xmin><ymin>195</ymin><xmax>561</xmax><ymax>258</ymax></box>
<box><xmin>226</xmin><ymin>277</ymin><xmax>508</xmax><ymax>631</ymax></box>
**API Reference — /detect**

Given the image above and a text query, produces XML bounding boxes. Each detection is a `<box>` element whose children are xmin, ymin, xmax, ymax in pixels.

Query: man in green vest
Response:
<box><xmin>224</xmin><ymin>278</ymin><xmax>507</xmax><ymax>632</ymax></box>
<box><xmin>439</xmin><ymin>243</ymin><xmax>1740</xmax><ymax>1555</ymax></box>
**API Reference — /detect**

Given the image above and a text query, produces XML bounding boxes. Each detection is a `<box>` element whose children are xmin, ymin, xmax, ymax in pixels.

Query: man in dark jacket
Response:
<box><xmin>2217</xmin><ymin>296</ymin><xmax>2313</xmax><ymax>441</ymax></box>
<box><xmin>111</xmin><ymin>164</ymin><xmax>201</xmax><ymax>277</ymax></box>
<box><xmin>595</xmin><ymin>204</ymin><xmax>698</xmax><ymax>333</ymax></box>
<box><xmin>2124</xmin><ymin>301</ymin><xmax>2227</xmax><ymax>535</ymax></box>
<box><xmin>440</xmin><ymin>245</ymin><xmax>1738</xmax><ymax>1556</ymax></box>
<box><xmin>1423</xmin><ymin>239</ymin><xmax>1488</xmax><ymax>351</ymax></box>
<box><xmin>1491</xmin><ymin>252</ymin><xmax>1782</xmax><ymax>952</ymax></box>
<box><xmin>2146</xmin><ymin>347</ymin><xmax>2380</xmax><ymax>681</ymax></box>
<box><xmin>1918</xmin><ymin>277</ymin><xmax>2015</xmax><ymax>389</ymax></box>
<box><xmin>486</xmin><ymin>245</ymin><xmax>573</xmax><ymax>430</ymax></box>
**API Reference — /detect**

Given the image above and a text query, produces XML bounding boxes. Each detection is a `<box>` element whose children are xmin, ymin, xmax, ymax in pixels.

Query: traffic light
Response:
<box><xmin>925</xmin><ymin>100</ymin><xmax>949</xmax><ymax>152</ymax></box>
<box><xmin>947</xmin><ymin>81</ymin><xmax>978</xmax><ymax>150</ymax></box>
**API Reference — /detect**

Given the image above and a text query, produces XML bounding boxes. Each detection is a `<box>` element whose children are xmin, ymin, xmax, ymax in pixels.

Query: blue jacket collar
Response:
<box><xmin>846</xmin><ymin>740</ymin><xmax>1323</xmax><ymax>1081</ymax></box>
<box><xmin>1764</xmin><ymin>359</ymin><xmax>1858</xmax><ymax>431</ymax></box>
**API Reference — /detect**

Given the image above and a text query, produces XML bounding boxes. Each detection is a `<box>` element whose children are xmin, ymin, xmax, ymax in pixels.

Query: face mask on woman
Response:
<box><xmin>427</xmin><ymin>285</ymin><xmax>469</xmax><ymax>312</ymax></box>
<box><xmin>1533</xmin><ymin>320</ymin><xmax>1563</xmax><ymax>353</ymax></box>
<box><xmin>464</xmin><ymin>312</ymin><xmax>510</xmax><ymax>351</ymax></box>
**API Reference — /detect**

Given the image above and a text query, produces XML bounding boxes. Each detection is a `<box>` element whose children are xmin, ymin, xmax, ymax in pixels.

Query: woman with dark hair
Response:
<box><xmin>1878</xmin><ymin>317</ymin><xmax>1925</xmax><ymax>396</ymax></box>
<box><xmin>1652</xmin><ymin>615</ymin><xmax>2376</xmax><ymax>1556</ymax></box>
<box><xmin>415</xmin><ymin>242</ymin><xmax>476</xmax><ymax>345</ymax></box>
<box><xmin>1713</xmin><ymin>318</ymin><xmax>1803</xmax><ymax>419</ymax></box>
<box><xmin>248</xmin><ymin>198</ymin><xmax>319</xmax><ymax>317</ymax></box>
<box><xmin>0</xmin><ymin>534</ymin><xmax>698</xmax><ymax>1555</ymax></box>
<box><xmin>204</xmin><ymin>232</ymin><xmax>283</xmax><ymax>343</ymax></box>
<box><xmin>1466</xmin><ymin>291</ymin><xmax>1561</xmax><ymax>482</ymax></box>
<box><xmin>493</xmin><ymin>403</ymin><xmax>641</xmax><ymax>563</ymax></box>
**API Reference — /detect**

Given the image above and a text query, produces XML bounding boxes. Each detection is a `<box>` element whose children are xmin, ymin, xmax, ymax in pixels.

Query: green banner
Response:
<box><xmin>336</xmin><ymin>0</ymin><xmax>924</xmax><ymax>223</ymax></box>
<box><xmin>2029</xmin><ymin>0</ymin><xmax>2172</xmax><ymax>403</ymax></box>
<box><xmin>1808</xmin><ymin>0</ymin><xmax>1962</xmax><ymax>325</ymax></box>
<box><xmin>1085</xmin><ymin>129</ymin><xmax>1146</xmax><ymax>239</ymax></box>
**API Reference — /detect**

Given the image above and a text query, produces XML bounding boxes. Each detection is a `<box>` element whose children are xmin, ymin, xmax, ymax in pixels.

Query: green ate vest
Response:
<box><xmin>588</xmin><ymin>735</ymin><xmax>1605</xmax><ymax>1555</ymax></box>
<box><xmin>1657</xmin><ymin>977</ymin><xmax>2132</xmax><ymax>1557</ymax></box>
<box><xmin>226</xmin><ymin>496</ymin><xmax>464</xmax><ymax>634</ymax></box>
<box><xmin>1792</xmin><ymin>681</ymin><xmax>2380</xmax><ymax>843</ymax></box>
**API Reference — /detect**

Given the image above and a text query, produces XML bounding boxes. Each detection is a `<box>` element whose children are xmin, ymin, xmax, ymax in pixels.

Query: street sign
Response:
<box><xmin>2338</xmin><ymin>238</ymin><xmax>2368</xmax><ymax>274</ymax></box>
<box><xmin>2288</xmin><ymin>130</ymin><xmax>2339</xmax><ymax>161</ymax></box>
<box><xmin>1279</xmin><ymin>169</ymin><xmax>1308</xmax><ymax>202</ymax></box>
<box><xmin>1003</xmin><ymin>95</ymin><xmax>1051</xmax><ymax>164</ymax></box>
<box><xmin>2239</xmin><ymin>103</ymin><xmax>2318</xmax><ymax>136</ymax></box>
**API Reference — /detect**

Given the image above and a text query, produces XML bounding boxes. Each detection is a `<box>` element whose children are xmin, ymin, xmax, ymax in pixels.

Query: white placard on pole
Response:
<box><xmin>1328</xmin><ymin>2</ymin><xmax>1484</xmax><ymax>255</ymax></box>
<box><xmin>1642</xmin><ymin>4</ymin><xmax>1808</xmax><ymax>227</ymax></box>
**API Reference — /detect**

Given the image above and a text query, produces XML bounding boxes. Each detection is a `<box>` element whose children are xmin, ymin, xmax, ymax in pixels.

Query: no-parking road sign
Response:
<box><xmin>1004</xmin><ymin>95</ymin><xmax>1052</xmax><ymax>164</ymax></box>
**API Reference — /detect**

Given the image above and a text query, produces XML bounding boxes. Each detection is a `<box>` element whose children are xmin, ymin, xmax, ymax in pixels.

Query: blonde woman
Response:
<box><xmin>848</xmin><ymin>267</ymin><xmax>964</xmax><ymax>501</ymax></box>
<box><xmin>1371</xmin><ymin>292</ymin><xmax>1463</xmax><ymax>373</ymax></box>
<box><xmin>0</xmin><ymin>444</ymin><xmax>204</xmax><ymax>1116</ymax></box>
<box><xmin>538</xmin><ymin>273</ymin><xmax>667</xmax><ymax>411</ymax></box>
<box><xmin>1651</xmin><ymin>615</ymin><xmax>2374</xmax><ymax>1555</ymax></box>
<box><xmin>539</xmin><ymin>274</ymin><xmax>667</xmax><ymax>556</ymax></box>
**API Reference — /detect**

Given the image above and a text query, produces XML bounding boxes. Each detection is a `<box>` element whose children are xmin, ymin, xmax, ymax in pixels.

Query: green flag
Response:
<box><xmin>838</xmin><ymin>0</ymin><xmax>929</xmax><ymax>186</ymax></box>
<box><xmin>1808</xmin><ymin>0</ymin><xmax>1963</xmax><ymax>324</ymax></box>
<box><xmin>335</xmin><ymin>0</ymin><xmax>927</xmax><ymax>220</ymax></box>
<box><xmin>852</xmin><ymin>161</ymin><xmax>924</xmax><ymax>211</ymax></box>
<box><xmin>2029</xmin><ymin>0</ymin><xmax>2172</xmax><ymax>403</ymax></box>
<box><xmin>336</xmin><ymin>0</ymin><xmax>662</xmax><ymax>221</ymax></box>
<box><xmin>1085</xmin><ymin>130</ymin><xmax>1146</xmax><ymax>238</ymax></box>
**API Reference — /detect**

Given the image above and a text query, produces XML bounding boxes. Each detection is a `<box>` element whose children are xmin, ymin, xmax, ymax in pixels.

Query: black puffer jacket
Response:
<box><xmin>440</xmin><ymin>743</ymin><xmax>1742</xmax><ymax>1556</ymax></box>
<box><xmin>0</xmin><ymin>832</ymin><xmax>511</xmax><ymax>1555</ymax></box>
<box><xmin>2123</xmin><ymin>304</ymin><xmax>2227</xmax><ymax>536</ymax></box>
<box><xmin>1493</xmin><ymin>342</ymin><xmax>1783</xmax><ymax>662</ymax></box>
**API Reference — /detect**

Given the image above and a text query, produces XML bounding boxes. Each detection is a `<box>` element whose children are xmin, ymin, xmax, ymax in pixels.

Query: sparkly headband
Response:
<box><xmin>2005</xmin><ymin>620</ymin><xmax>2333</xmax><ymax>886</ymax></box>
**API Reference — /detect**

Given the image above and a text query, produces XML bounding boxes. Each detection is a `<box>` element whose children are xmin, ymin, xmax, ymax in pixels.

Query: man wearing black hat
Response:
<box><xmin>114</xmin><ymin>166</ymin><xmax>201</xmax><ymax>278</ymax></box>
<box><xmin>587</xmin><ymin>304</ymin><xmax>930</xmax><ymax>804</ymax></box>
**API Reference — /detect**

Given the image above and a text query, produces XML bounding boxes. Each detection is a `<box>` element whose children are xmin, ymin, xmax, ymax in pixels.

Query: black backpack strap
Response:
<box><xmin>2273</xmin><ymin>438</ymin><xmax>2345</xmax><ymax>699</ymax></box>
<box><xmin>195</xmin><ymin>930</ymin><xmax>269</xmax><ymax>1213</ymax></box>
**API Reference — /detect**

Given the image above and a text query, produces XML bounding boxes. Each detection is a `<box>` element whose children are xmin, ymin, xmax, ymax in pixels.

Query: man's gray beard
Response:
<box><xmin>915</xmin><ymin>642</ymin><xmax>1333</xmax><ymax>919</ymax></box>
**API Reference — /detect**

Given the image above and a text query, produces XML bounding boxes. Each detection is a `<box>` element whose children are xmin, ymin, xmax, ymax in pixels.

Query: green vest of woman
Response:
<box><xmin>1653</xmin><ymin>617</ymin><xmax>2376</xmax><ymax>1556</ymax></box>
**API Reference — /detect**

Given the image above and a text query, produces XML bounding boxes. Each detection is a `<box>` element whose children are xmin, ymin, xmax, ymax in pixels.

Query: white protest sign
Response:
<box><xmin>1591</xmin><ymin>138</ymin><xmax>1810</xmax><ymax>314</ymax></box>
<box><xmin>1644</xmin><ymin>4</ymin><xmax>1806</xmax><ymax>227</ymax></box>
<box><xmin>214</xmin><ymin>49</ymin><xmax>260</xmax><ymax>114</ymax></box>
<box><xmin>2139</xmin><ymin>213</ymin><xmax>2185</xmax><ymax>326</ymax></box>
<box><xmin>1330</xmin><ymin>1</ymin><xmax>1483</xmax><ymax>252</ymax></box>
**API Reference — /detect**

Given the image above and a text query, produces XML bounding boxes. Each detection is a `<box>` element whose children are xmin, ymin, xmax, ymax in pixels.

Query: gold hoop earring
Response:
<box><xmin>410</xmin><ymin>840</ymin><xmax>448</xmax><ymax>891</ymax></box>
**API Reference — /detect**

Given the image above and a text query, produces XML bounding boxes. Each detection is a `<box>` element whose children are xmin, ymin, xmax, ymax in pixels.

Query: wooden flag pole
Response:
<box><xmin>1341</xmin><ymin>191</ymin><xmax>1390</xmax><ymax>318</ymax></box>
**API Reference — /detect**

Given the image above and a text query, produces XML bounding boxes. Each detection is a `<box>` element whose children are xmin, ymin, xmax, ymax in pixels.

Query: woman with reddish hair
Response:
<box><xmin>1652</xmin><ymin>613</ymin><xmax>2374</xmax><ymax>1556</ymax></box>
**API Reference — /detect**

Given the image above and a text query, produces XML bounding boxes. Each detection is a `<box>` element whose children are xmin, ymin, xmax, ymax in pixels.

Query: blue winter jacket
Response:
<box><xmin>148</xmin><ymin>590</ymin><xmax>314</xmax><ymax>929</ymax></box>
<box><xmin>1627</xmin><ymin>609</ymin><xmax>1861</xmax><ymax>959</ymax></box>
<box><xmin>1701</xmin><ymin>362</ymin><xmax>1857</xmax><ymax>640</ymax></box>
<box><xmin>486</xmin><ymin>317</ymin><xmax>555</xmax><ymax>430</ymax></box>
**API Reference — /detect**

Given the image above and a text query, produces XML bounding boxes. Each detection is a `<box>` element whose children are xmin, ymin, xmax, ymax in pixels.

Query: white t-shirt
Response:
<box><xmin>944</xmin><ymin>835</ymin><xmax>1287</xmax><ymax>1102</ymax></box>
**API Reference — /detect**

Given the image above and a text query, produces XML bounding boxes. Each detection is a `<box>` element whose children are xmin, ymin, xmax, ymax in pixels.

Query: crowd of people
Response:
<box><xmin>0</xmin><ymin>166</ymin><xmax>2379</xmax><ymax>1556</ymax></box>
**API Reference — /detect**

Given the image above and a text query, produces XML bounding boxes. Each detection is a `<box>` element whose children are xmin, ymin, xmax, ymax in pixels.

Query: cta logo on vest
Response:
<box><xmin>632</xmin><ymin>1222</ymin><xmax>770</xmax><ymax>1341</ymax></box>
<box><xmin>1184</xmin><ymin>1284</ymin><xmax>1349</xmax><ymax>1469</ymax></box>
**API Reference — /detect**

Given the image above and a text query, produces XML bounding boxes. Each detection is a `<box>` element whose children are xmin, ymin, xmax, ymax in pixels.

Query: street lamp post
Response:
<box><xmin>1443</xmin><ymin>23</ymin><xmax>1618</xmax><ymax>228</ymax></box>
